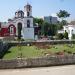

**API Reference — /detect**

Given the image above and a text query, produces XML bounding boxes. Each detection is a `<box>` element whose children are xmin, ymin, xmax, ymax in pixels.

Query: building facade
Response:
<box><xmin>63</xmin><ymin>25</ymin><xmax>75</xmax><ymax>40</ymax></box>
<box><xmin>58</xmin><ymin>25</ymin><xmax>75</xmax><ymax>40</ymax></box>
<box><xmin>43</xmin><ymin>16</ymin><xmax>58</xmax><ymax>24</ymax></box>
<box><xmin>0</xmin><ymin>3</ymin><xmax>35</xmax><ymax>40</ymax></box>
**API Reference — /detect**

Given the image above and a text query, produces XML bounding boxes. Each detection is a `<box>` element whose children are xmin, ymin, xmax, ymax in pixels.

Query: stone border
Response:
<box><xmin>7</xmin><ymin>40</ymin><xmax>75</xmax><ymax>46</ymax></box>
<box><xmin>1</xmin><ymin>40</ymin><xmax>75</xmax><ymax>69</ymax></box>
<box><xmin>0</xmin><ymin>55</ymin><xmax>75</xmax><ymax>69</ymax></box>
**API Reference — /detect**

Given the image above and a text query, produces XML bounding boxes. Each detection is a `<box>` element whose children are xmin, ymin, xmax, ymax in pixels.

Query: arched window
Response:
<box><xmin>10</xmin><ymin>26</ymin><xmax>14</xmax><ymax>34</ymax></box>
<box><xmin>27</xmin><ymin>20</ymin><xmax>30</xmax><ymax>28</ymax></box>
<box><xmin>8</xmin><ymin>24</ymin><xmax>16</xmax><ymax>35</ymax></box>
<box><xmin>27</xmin><ymin>12</ymin><xmax>30</xmax><ymax>16</ymax></box>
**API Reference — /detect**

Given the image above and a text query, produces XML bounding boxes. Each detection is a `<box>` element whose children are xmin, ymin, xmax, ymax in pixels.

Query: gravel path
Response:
<box><xmin>0</xmin><ymin>65</ymin><xmax>75</xmax><ymax>75</ymax></box>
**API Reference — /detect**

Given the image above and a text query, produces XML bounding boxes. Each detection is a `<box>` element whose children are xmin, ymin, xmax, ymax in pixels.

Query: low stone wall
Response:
<box><xmin>0</xmin><ymin>55</ymin><xmax>75</xmax><ymax>69</ymax></box>
<box><xmin>7</xmin><ymin>40</ymin><xmax>75</xmax><ymax>46</ymax></box>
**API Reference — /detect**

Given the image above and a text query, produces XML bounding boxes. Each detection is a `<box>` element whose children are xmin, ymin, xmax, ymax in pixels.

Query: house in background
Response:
<box><xmin>58</xmin><ymin>24</ymin><xmax>75</xmax><ymax>40</ymax></box>
<box><xmin>63</xmin><ymin>25</ymin><xmax>75</xmax><ymax>40</ymax></box>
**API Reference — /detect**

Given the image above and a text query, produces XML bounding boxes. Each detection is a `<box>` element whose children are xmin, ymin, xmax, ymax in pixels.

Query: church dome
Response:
<box><xmin>15</xmin><ymin>10</ymin><xmax>24</xmax><ymax>18</ymax></box>
<box><xmin>17</xmin><ymin>10</ymin><xmax>24</xmax><ymax>13</ymax></box>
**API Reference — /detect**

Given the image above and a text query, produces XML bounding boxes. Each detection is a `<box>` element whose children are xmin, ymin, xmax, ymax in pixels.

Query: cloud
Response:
<box><xmin>51</xmin><ymin>13</ymin><xmax>57</xmax><ymax>17</ymax></box>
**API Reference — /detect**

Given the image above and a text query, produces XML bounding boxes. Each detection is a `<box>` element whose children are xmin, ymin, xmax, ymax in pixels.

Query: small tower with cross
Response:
<box><xmin>24</xmin><ymin>3</ymin><xmax>32</xmax><ymax>17</ymax></box>
<box><xmin>22</xmin><ymin>3</ymin><xmax>34</xmax><ymax>39</ymax></box>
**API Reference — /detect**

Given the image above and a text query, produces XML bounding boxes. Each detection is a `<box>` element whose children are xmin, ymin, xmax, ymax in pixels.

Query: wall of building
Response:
<box><xmin>43</xmin><ymin>16</ymin><xmax>58</xmax><ymax>24</ymax></box>
<box><xmin>23</xmin><ymin>17</ymin><xmax>33</xmax><ymax>27</ymax></box>
<box><xmin>23</xmin><ymin>28</ymin><xmax>34</xmax><ymax>39</ymax></box>
<box><xmin>0</xmin><ymin>28</ymin><xmax>9</xmax><ymax>37</ymax></box>
<box><xmin>63</xmin><ymin>25</ymin><xmax>75</xmax><ymax>40</ymax></box>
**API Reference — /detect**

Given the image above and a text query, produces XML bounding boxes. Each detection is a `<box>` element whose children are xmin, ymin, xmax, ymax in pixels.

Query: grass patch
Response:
<box><xmin>3</xmin><ymin>44</ymin><xmax>75</xmax><ymax>59</ymax></box>
<box><xmin>3</xmin><ymin>46</ymin><xmax>44</xmax><ymax>59</ymax></box>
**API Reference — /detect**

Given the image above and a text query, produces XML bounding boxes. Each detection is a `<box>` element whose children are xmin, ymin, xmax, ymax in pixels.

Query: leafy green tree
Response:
<box><xmin>61</xmin><ymin>20</ymin><xmax>68</xmax><ymax>25</ymax></box>
<box><xmin>33</xmin><ymin>17</ymin><xmax>58</xmax><ymax>37</ymax></box>
<box><xmin>57</xmin><ymin>10</ymin><xmax>70</xmax><ymax>20</ymax></box>
<box><xmin>33</xmin><ymin>18</ymin><xmax>44</xmax><ymax>25</ymax></box>
<box><xmin>43</xmin><ymin>22</ymin><xmax>49</xmax><ymax>36</ymax></box>
<box><xmin>57</xmin><ymin>10</ymin><xmax>70</xmax><ymax>25</ymax></box>
<box><xmin>48</xmin><ymin>24</ymin><xmax>57</xmax><ymax>36</ymax></box>
<box><xmin>56</xmin><ymin>20</ymin><xmax>67</xmax><ymax>30</ymax></box>
<box><xmin>33</xmin><ymin>18</ymin><xmax>44</xmax><ymax>36</ymax></box>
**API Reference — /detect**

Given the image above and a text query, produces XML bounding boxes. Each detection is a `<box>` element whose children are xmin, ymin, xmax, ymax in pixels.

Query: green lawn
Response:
<box><xmin>3</xmin><ymin>44</ymin><xmax>75</xmax><ymax>59</ymax></box>
<box><xmin>3</xmin><ymin>46</ymin><xmax>45</xmax><ymax>59</ymax></box>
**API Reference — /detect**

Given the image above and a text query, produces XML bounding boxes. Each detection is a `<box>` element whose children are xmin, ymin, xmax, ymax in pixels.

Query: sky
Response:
<box><xmin>0</xmin><ymin>0</ymin><xmax>75</xmax><ymax>22</ymax></box>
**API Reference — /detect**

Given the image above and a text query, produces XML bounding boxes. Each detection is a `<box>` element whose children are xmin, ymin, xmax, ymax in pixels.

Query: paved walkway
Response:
<box><xmin>0</xmin><ymin>65</ymin><xmax>75</xmax><ymax>75</ymax></box>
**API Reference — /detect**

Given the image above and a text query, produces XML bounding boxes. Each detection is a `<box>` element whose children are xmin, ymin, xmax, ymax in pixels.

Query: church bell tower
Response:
<box><xmin>23</xmin><ymin>3</ymin><xmax>35</xmax><ymax>40</ymax></box>
<box><xmin>24</xmin><ymin>3</ymin><xmax>32</xmax><ymax>17</ymax></box>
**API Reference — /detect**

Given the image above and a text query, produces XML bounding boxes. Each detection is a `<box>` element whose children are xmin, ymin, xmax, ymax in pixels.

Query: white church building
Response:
<box><xmin>0</xmin><ymin>3</ymin><xmax>35</xmax><ymax>40</ymax></box>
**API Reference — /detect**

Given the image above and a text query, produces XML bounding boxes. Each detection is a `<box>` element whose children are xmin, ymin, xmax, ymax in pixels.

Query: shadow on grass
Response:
<box><xmin>5</xmin><ymin>50</ymin><xmax>11</xmax><ymax>54</ymax></box>
<box><xmin>0</xmin><ymin>46</ymin><xmax>12</xmax><ymax>59</ymax></box>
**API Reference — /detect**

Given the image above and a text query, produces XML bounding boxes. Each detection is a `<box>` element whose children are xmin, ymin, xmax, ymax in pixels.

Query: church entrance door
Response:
<box><xmin>17</xmin><ymin>23</ymin><xmax>22</xmax><ymax>39</ymax></box>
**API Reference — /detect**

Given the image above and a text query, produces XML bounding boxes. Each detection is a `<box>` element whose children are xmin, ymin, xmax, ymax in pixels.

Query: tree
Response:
<box><xmin>33</xmin><ymin>18</ymin><xmax>44</xmax><ymax>35</ymax></box>
<box><xmin>43</xmin><ymin>22</ymin><xmax>49</xmax><ymax>36</ymax></box>
<box><xmin>48</xmin><ymin>24</ymin><xmax>57</xmax><ymax>36</ymax></box>
<box><xmin>57</xmin><ymin>10</ymin><xmax>70</xmax><ymax>25</ymax></box>
<box><xmin>33</xmin><ymin>18</ymin><xmax>44</xmax><ymax>25</ymax></box>
<box><xmin>57</xmin><ymin>10</ymin><xmax>70</xmax><ymax>20</ymax></box>
<box><xmin>61</xmin><ymin>20</ymin><xmax>68</xmax><ymax>25</ymax></box>
<box><xmin>33</xmin><ymin>17</ymin><xmax>58</xmax><ymax>37</ymax></box>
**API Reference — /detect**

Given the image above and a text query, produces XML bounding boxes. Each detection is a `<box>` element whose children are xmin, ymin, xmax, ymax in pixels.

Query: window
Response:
<box><xmin>0</xmin><ymin>23</ymin><xmax>1</xmax><ymax>31</ymax></box>
<box><xmin>27</xmin><ymin>20</ymin><xmax>30</xmax><ymax>28</ymax></box>
<box><xmin>27</xmin><ymin>12</ymin><xmax>30</xmax><ymax>16</ymax></box>
<box><xmin>10</xmin><ymin>26</ymin><xmax>14</xmax><ymax>34</ymax></box>
<box><xmin>18</xmin><ymin>13</ymin><xmax>21</xmax><ymax>17</ymax></box>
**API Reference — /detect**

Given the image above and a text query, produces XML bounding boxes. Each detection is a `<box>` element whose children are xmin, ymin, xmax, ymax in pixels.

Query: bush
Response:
<box><xmin>72</xmin><ymin>34</ymin><xmax>75</xmax><ymax>39</ymax></box>
<box><xmin>64</xmin><ymin>30</ymin><xmax>68</xmax><ymax>39</ymax></box>
<box><xmin>21</xmin><ymin>38</ymin><xmax>25</xmax><ymax>41</ymax></box>
<box><xmin>57</xmin><ymin>33</ymin><xmax>64</xmax><ymax>40</ymax></box>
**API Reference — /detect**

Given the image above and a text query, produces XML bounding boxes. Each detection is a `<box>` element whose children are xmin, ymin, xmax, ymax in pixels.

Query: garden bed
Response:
<box><xmin>3</xmin><ymin>44</ymin><xmax>75</xmax><ymax>59</ymax></box>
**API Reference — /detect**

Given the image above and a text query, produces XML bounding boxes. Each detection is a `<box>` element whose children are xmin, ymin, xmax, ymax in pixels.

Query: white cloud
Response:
<box><xmin>51</xmin><ymin>13</ymin><xmax>57</xmax><ymax>17</ymax></box>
